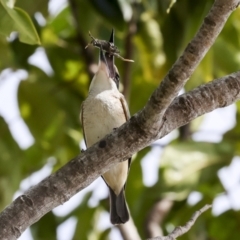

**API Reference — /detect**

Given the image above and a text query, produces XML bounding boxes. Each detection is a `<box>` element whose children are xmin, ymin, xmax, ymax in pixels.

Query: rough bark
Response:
<box><xmin>161</xmin><ymin>72</ymin><xmax>240</xmax><ymax>137</ymax></box>
<box><xmin>0</xmin><ymin>0</ymin><xmax>240</xmax><ymax>239</ymax></box>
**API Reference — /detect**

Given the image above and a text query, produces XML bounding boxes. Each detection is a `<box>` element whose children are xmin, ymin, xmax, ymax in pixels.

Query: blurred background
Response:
<box><xmin>1</xmin><ymin>0</ymin><xmax>240</xmax><ymax>239</ymax></box>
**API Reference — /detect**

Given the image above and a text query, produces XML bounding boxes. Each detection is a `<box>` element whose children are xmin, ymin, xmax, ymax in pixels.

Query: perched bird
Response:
<box><xmin>80</xmin><ymin>30</ymin><xmax>131</xmax><ymax>224</ymax></box>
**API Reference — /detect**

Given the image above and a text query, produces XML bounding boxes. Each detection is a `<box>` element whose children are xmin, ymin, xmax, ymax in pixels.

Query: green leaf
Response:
<box><xmin>48</xmin><ymin>7</ymin><xmax>74</xmax><ymax>38</ymax></box>
<box><xmin>0</xmin><ymin>0</ymin><xmax>40</xmax><ymax>45</ymax></box>
<box><xmin>15</xmin><ymin>0</ymin><xmax>49</xmax><ymax>17</ymax></box>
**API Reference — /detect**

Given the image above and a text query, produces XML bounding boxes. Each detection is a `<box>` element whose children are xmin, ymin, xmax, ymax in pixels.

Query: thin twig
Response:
<box><xmin>147</xmin><ymin>204</ymin><xmax>212</xmax><ymax>240</ymax></box>
<box><xmin>169</xmin><ymin>204</ymin><xmax>212</xmax><ymax>239</ymax></box>
<box><xmin>145</xmin><ymin>199</ymin><xmax>173</xmax><ymax>238</ymax></box>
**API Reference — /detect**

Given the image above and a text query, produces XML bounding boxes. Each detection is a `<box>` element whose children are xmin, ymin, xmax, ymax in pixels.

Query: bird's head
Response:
<box><xmin>98</xmin><ymin>29</ymin><xmax>120</xmax><ymax>89</ymax></box>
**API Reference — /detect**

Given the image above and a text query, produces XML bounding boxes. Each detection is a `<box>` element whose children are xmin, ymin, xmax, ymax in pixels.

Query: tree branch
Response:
<box><xmin>117</xmin><ymin>215</ymin><xmax>141</xmax><ymax>240</ymax></box>
<box><xmin>146</xmin><ymin>204</ymin><xmax>212</xmax><ymax>240</ymax></box>
<box><xmin>145</xmin><ymin>199</ymin><xmax>173</xmax><ymax>238</ymax></box>
<box><xmin>1</xmin><ymin>71</ymin><xmax>239</xmax><ymax>240</ymax></box>
<box><xmin>143</xmin><ymin>0</ymin><xmax>239</xmax><ymax>136</ymax></box>
<box><xmin>161</xmin><ymin>72</ymin><xmax>240</xmax><ymax>136</ymax></box>
<box><xmin>0</xmin><ymin>0</ymin><xmax>239</xmax><ymax>239</ymax></box>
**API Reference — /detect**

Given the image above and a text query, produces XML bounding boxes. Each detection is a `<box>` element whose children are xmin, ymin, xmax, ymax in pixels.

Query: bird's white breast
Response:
<box><xmin>81</xmin><ymin>90</ymin><xmax>128</xmax><ymax>195</ymax></box>
<box><xmin>82</xmin><ymin>90</ymin><xmax>126</xmax><ymax>146</ymax></box>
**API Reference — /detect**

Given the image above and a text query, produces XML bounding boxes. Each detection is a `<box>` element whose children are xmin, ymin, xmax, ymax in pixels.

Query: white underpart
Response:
<box><xmin>81</xmin><ymin>66</ymin><xmax>129</xmax><ymax>195</ymax></box>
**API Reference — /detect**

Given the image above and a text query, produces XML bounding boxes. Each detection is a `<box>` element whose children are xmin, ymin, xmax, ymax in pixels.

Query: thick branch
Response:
<box><xmin>0</xmin><ymin>0</ymin><xmax>239</xmax><ymax>239</ymax></box>
<box><xmin>1</xmin><ymin>71</ymin><xmax>239</xmax><ymax>239</ymax></box>
<box><xmin>161</xmin><ymin>72</ymin><xmax>240</xmax><ymax>136</ymax></box>
<box><xmin>142</xmin><ymin>0</ymin><xmax>239</xmax><ymax>134</ymax></box>
<box><xmin>146</xmin><ymin>204</ymin><xmax>212</xmax><ymax>240</ymax></box>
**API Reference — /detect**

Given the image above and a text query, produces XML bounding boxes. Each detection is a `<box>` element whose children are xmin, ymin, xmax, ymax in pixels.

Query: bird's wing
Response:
<box><xmin>120</xmin><ymin>95</ymin><xmax>131</xmax><ymax>170</ymax></box>
<box><xmin>120</xmin><ymin>95</ymin><xmax>130</xmax><ymax>121</ymax></box>
<box><xmin>80</xmin><ymin>102</ymin><xmax>88</xmax><ymax>148</ymax></box>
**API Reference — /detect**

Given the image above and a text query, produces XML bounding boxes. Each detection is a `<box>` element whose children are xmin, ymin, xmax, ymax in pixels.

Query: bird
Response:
<box><xmin>80</xmin><ymin>30</ymin><xmax>131</xmax><ymax>224</ymax></box>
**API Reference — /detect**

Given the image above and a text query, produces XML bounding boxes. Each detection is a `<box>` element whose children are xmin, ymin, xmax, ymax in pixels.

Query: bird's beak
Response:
<box><xmin>99</xmin><ymin>29</ymin><xmax>115</xmax><ymax>79</ymax></box>
<box><xmin>109</xmin><ymin>28</ymin><xmax>114</xmax><ymax>43</ymax></box>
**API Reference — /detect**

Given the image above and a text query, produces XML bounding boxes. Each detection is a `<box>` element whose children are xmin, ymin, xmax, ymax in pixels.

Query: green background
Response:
<box><xmin>1</xmin><ymin>0</ymin><xmax>240</xmax><ymax>239</ymax></box>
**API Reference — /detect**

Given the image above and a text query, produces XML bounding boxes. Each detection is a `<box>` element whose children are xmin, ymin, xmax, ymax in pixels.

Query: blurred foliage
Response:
<box><xmin>0</xmin><ymin>0</ymin><xmax>40</xmax><ymax>44</ymax></box>
<box><xmin>1</xmin><ymin>0</ymin><xmax>240</xmax><ymax>239</ymax></box>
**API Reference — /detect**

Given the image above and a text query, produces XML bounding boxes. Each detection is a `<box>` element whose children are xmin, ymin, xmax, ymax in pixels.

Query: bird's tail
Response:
<box><xmin>109</xmin><ymin>187</ymin><xmax>129</xmax><ymax>224</ymax></box>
